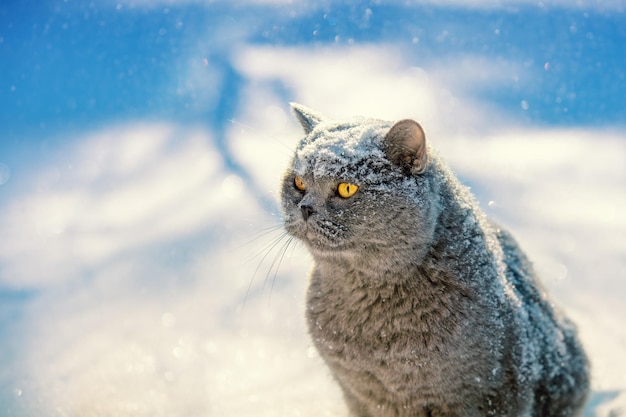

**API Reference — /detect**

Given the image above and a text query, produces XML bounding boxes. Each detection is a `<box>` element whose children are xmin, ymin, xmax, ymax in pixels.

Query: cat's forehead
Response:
<box><xmin>293</xmin><ymin>118</ymin><xmax>392</xmax><ymax>179</ymax></box>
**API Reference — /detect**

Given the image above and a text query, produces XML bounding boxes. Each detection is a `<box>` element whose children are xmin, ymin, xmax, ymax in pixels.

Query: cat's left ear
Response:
<box><xmin>383</xmin><ymin>119</ymin><xmax>428</xmax><ymax>175</ymax></box>
<box><xmin>290</xmin><ymin>103</ymin><xmax>324</xmax><ymax>134</ymax></box>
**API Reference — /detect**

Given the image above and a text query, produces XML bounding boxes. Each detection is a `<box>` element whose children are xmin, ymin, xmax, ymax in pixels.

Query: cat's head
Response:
<box><xmin>281</xmin><ymin>104</ymin><xmax>441</xmax><ymax>267</ymax></box>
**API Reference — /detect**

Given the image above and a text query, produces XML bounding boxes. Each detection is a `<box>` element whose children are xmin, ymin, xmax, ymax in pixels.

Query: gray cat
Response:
<box><xmin>280</xmin><ymin>103</ymin><xmax>590</xmax><ymax>417</ymax></box>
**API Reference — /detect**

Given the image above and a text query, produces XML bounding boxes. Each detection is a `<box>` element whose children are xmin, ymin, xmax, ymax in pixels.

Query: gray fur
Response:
<box><xmin>280</xmin><ymin>104</ymin><xmax>590</xmax><ymax>417</ymax></box>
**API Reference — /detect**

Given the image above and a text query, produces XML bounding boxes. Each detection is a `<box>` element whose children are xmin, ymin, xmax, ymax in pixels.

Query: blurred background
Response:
<box><xmin>0</xmin><ymin>1</ymin><xmax>625</xmax><ymax>416</ymax></box>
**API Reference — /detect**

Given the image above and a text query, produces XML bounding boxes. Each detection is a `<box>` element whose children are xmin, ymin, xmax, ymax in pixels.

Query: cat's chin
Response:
<box><xmin>305</xmin><ymin>245</ymin><xmax>353</xmax><ymax>260</ymax></box>
<box><xmin>301</xmin><ymin>233</ymin><xmax>352</xmax><ymax>258</ymax></box>
<box><xmin>304</xmin><ymin>236</ymin><xmax>341</xmax><ymax>252</ymax></box>
<box><xmin>284</xmin><ymin>218</ymin><xmax>349</xmax><ymax>254</ymax></box>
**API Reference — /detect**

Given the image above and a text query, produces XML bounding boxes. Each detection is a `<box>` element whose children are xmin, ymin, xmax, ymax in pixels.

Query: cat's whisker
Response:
<box><xmin>227</xmin><ymin>118</ymin><xmax>255</xmax><ymax>130</ymax></box>
<box><xmin>243</xmin><ymin>230</ymin><xmax>290</xmax><ymax>307</ymax></box>
<box><xmin>275</xmin><ymin>139</ymin><xmax>296</xmax><ymax>157</ymax></box>
<box><xmin>235</xmin><ymin>223</ymin><xmax>285</xmax><ymax>254</ymax></box>
<box><xmin>266</xmin><ymin>236</ymin><xmax>296</xmax><ymax>307</ymax></box>
<box><xmin>287</xmin><ymin>236</ymin><xmax>301</xmax><ymax>258</ymax></box>
<box><xmin>262</xmin><ymin>234</ymin><xmax>293</xmax><ymax>293</ymax></box>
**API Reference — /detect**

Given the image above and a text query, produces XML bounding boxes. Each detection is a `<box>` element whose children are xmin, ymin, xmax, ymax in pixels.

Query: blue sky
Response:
<box><xmin>1</xmin><ymin>1</ymin><xmax>625</xmax><ymax>415</ymax></box>
<box><xmin>2</xmin><ymin>1</ymin><xmax>625</xmax><ymax>142</ymax></box>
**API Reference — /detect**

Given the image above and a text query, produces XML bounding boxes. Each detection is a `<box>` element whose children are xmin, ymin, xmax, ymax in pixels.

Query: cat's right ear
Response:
<box><xmin>290</xmin><ymin>103</ymin><xmax>324</xmax><ymax>134</ymax></box>
<box><xmin>383</xmin><ymin>119</ymin><xmax>428</xmax><ymax>175</ymax></box>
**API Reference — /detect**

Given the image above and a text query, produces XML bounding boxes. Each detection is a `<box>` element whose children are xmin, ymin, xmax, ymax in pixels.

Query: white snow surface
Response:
<box><xmin>1</xmin><ymin>45</ymin><xmax>625</xmax><ymax>416</ymax></box>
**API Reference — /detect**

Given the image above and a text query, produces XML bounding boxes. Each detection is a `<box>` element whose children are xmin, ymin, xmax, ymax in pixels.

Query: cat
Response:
<box><xmin>280</xmin><ymin>103</ymin><xmax>590</xmax><ymax>417</ymax></box>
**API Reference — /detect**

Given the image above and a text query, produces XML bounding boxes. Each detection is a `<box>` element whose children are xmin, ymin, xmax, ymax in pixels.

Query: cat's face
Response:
<box><xmin>281</xmin><ymin>104</ymin><xmax>440</xmax><ymax>266</ymax></box>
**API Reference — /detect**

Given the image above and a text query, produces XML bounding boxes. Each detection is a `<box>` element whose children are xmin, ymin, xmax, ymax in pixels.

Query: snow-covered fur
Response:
<box><xmin>280</xmin><ymin>104</ymin><xmax>590</xmax><ymax>417</ymax></box>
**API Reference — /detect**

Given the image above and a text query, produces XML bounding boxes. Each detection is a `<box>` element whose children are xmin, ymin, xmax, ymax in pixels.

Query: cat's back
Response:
<box><xmin>494</xmin><ymin>224</ymin><xmax>590</xmax><ymax>416</ymax></box>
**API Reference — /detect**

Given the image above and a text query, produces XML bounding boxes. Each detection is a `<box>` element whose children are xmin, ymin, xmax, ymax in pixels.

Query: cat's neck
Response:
<box><xmin>424</xmin><ymin>167</ymin><xmax>506</xmax><ymax>293</ymax></box>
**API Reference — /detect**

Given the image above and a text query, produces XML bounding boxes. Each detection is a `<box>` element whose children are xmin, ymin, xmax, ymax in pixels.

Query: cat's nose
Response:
<box><xmin>300</xmin><ymin>204</ymin><xmax>316</xmax><ymax>221</ymax></box>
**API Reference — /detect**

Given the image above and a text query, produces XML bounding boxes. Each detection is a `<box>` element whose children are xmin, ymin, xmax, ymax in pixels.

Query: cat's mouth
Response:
<box><xmin>292</xmin><ymin>217</ymin><xmax>350</xmax><ymax>253</ymax></box>
<box><xmin>305</xmin><ymin>225</ymin><xmax>343</xmax><ymax>247</ymax></box>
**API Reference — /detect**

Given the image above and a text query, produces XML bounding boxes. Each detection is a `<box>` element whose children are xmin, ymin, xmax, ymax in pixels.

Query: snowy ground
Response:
<box><xmin>1</xmin><ymin>45</ymin><xmax>624</xmax><ymax>416</ymax></box>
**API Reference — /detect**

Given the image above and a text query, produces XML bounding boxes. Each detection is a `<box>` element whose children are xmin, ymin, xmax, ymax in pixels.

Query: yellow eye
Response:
<box><xmin>294</xmin><ymin>176</ymin><xmax>306</xmax><ymax>191</ymax></box>
<box><xmin>337</xmin><ymin>182</ymin><xmax>359</xmax><ymax>198</ymax></box>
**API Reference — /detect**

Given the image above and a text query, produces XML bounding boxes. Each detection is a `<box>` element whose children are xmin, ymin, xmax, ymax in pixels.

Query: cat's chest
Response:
<box><xmin>305</xmin><ymin>268</ymin><xmax>469</xmax><ymax>404</ymax></box>
<box><xmin>306</xmin><ymin>267</ymin><xmax>460</xmax><ymax>365</ymax></box>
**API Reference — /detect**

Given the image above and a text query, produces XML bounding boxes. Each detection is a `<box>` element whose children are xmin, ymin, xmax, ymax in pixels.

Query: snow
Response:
<box><xmin>1</xmin><ymin>45</ymin><xmax>624</xmax><ymax>416</ymax></box>
<box><xmin>293</xmin><ymin>118</ymin><xmax>393</xmax><ymax>181</ymax></box>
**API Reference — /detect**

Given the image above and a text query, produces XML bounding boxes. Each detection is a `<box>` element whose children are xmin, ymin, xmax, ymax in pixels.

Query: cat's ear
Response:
<box><xmin>383</xmin><ymin>119</ymin><xmax>428</xmax><ymax>174</ymax></box>
<box><xmin>290</xmin><ymin>103</ymin><xmax>324</xmax><ymax>134</ymax></box>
